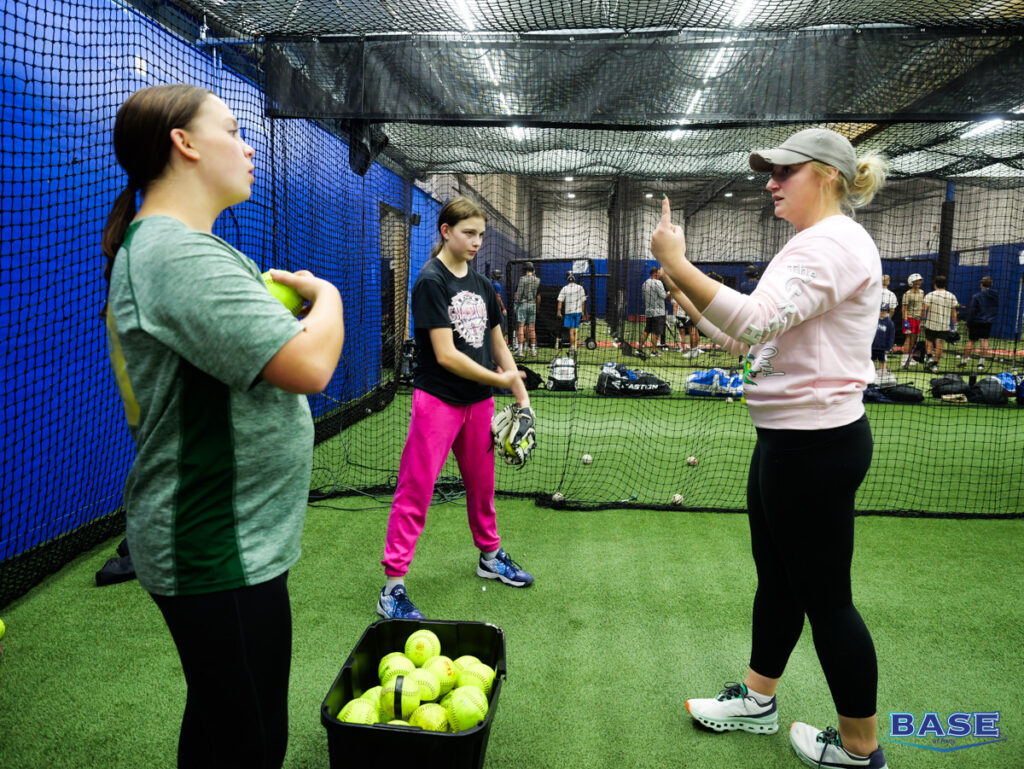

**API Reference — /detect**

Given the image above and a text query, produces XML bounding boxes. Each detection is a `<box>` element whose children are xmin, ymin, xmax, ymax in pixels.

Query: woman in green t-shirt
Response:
<box><xmin>103</xmin><ymin>84</ymin><xmax>343</xmax><ymax>769</ymax></box>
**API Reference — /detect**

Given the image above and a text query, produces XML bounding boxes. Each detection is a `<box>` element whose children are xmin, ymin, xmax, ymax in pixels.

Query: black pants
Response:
<box><xmin>151</xmin><ymin>572</ymin><xmax>292</xmax><ymax>769</ymax></box>
<box><xmin>746</xmin><ymin>416</ymin><xmax>878</xmax><ymax>718</ymax></box>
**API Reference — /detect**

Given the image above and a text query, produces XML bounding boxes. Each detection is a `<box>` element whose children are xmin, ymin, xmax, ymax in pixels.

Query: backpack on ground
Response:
<box><xmin>930</xmin><ymin>373</ymin><xmax>968</xmax><ymax>398</ymax></box>
<box><xmin>879</xmin><ymin>383</ymin><xmax>924</xmax><ymax>403</ymax></box>
<box><xmin>546</xmin><ymin>357</ymin><xmax>578</xmax><ymax>391</ymax></box>
<box><xmin>966</xmin><ymin>376</ymin><xmax>1009</xmax><ymax>405</ymax></box>
<box><xmin>518</xmin><ymin>364</ymin><xmax>544</xmax><ymax>391</ymax></box>
<box><xmin>863</xmin><ymin>384</ymin><xmax>895</xmax><ymax>404</ymax></box>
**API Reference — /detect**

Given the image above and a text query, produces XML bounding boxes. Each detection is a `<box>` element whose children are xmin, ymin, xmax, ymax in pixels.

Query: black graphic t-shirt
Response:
<box><xmin>411</xmin><ymin>258</ymin><xmax>503</xmax><ymax>404</ymax></box>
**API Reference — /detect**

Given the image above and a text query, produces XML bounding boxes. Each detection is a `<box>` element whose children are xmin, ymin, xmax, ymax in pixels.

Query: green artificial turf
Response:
<box><xmin>1</xmin><ymin>497</ymin><xmax>1021</xmax><ymax>768</ymax></box>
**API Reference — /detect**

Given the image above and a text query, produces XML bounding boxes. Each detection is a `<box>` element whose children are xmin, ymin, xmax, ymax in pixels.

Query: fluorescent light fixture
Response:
<box><xmin>564</xmin><ymin>176</ymin><xmax>574</xmax><ymax>181</ymax></box>
<box><xmin>731</xmin><ymin>0</ymin><xmax>757</xmax><ymax>26</ymax></box>
<box><xmin>645</xmin><ymin>193</ymin><xmax>653</xmax><ymax>198</ymax></box>
<box><xmin>452</xmin><ymin>0</ymin><xmax>476</xmax><ymax>30</ymax></box>
<box><xmin>670</xmin><ymin>118</ymin><xmax>692</xmax><ymax>141</ymax></box>
<box><xmin>747</xmin><ymin>174</ymin><xmax>755</xmax><ymax>180</ymax></box>
<box><xmin>960</xmin><ymin>119</ymin><xmax>1004</xmax><ymax>139</ymax></box>
<box><xmin>960</xmin><ymin>103</ymin><xmax>1024</xmax><ymax>139</ymax></box>
<box><xmin>567</xmin><ymin>193</ymin><xmax>576</xmax><ymax>199</ymax></box>
<box><xmin>724</xmin><ymin>192</ymin><xmax>734</xmax><ymax>198</ymax></box>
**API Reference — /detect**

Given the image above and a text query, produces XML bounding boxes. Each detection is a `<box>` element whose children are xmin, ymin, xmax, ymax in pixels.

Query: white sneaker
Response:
<box><xmin>686</xmin><ymin>682</ymin><xmax>778</xmax><ymax>734</ymax></box>
<box><xmin>789</xmin><ymin>723</ymin><xmax>888</xmax><ymax>768</ymax></box>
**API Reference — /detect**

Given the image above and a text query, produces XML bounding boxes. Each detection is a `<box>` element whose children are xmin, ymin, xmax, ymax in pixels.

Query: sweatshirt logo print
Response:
<box><xmin>738</xmin><ymin>271</ymin><xmax>814</xmax><ymax>346</ymax></box>
<box><xmin>449</xmin><ymin>290</ymin><xmax>488</xmax><ymax>348</ymax></box>
<box><xmin>744</xmin><ymin>345</ymin><xmax>784</xmax><ymax>385</ymax></box>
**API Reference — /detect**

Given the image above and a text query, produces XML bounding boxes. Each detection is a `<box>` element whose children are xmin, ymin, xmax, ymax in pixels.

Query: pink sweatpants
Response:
<box><xmin>381</xmin><ymin>389</ymin><xmax>501</xmax><ymax>577</ymax></box>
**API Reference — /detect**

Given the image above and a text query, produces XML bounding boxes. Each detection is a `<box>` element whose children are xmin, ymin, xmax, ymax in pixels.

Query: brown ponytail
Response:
<box><xmin>102</xmin><ymin>84</ymin><xmax>213</xmax><ymax>305</ymax></box>
<box><xmin>102</xmin><ymin>185</ymin><xmax>139</xmax><ymax>288</ymax></box>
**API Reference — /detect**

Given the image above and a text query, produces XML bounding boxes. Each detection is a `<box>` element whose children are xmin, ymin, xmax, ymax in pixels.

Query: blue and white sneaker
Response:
<box><xmin>686</xmin><ymin>682</ymin><xmax>779</xmax><ymax>734</ymax></box>
<box><xmin>476</xmin><ymin>548</ymin><xmax>534</xmax><ymax>587</ymax></box>
<box><xmin>376</xmin><ymin>585</ymin><xmax>424</xmax><ymax>619</ymax></box>
<box><xmin>789</xmin><ymin>723</ymin><xmax>888</xmax><ymax>768</ymax></box>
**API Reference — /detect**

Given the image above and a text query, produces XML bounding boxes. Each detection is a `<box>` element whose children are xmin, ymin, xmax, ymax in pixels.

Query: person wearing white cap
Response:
<box><xmin>901</xmin><ymin>273</ymin><xmax>925</xmax><ymax>368</ymax></box>
<box><xmin>651</xmin><ymin>127</ymin><xmax>890</xmax><ymax>769</ymax></box>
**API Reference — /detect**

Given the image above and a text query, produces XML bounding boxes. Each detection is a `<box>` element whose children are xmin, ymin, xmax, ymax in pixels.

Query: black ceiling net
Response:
<box><xmin>165</xmin><ymin>0</ymin><xmax>1024</xmax><ymax>181</ymax></box>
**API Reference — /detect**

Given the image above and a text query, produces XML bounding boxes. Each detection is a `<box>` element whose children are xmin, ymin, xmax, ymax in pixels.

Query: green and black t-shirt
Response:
<box><xmin>105</xmin><ymin>216</ymin><xmax>313</xmax><ymax>596</ymax></box>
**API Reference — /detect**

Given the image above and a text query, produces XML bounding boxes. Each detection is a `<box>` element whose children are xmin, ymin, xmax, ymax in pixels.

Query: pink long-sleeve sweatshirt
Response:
<box><xmin>697</xmin><ymin>214</ymin><xmax>881</xmax><ymax>430</ymax></box>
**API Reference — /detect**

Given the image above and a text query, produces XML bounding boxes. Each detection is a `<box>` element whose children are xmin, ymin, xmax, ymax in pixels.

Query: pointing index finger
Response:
<box><xmin>661</xmin><ymin>194</ymin><xmax>672</xmax><ymax>224</ymax></box>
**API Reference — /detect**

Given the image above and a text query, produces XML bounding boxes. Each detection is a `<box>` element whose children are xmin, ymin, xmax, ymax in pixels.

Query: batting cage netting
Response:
<box><xmin>2</xmin><ymin>0</ymin><xmax>1023</xmax><ymax>608</ymax></box>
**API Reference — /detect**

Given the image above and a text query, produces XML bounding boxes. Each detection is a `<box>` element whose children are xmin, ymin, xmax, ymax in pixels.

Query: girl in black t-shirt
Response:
<box><xmin>376</xmin><ymin>197</ymin><xmax>536</xmax><ymax>620</ymax></box>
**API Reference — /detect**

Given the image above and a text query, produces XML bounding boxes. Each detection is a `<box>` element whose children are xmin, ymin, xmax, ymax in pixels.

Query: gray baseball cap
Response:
<box><xmin>749</xmin><ymin>128</ymin><xmax>857</xmax><ymax>183</ymax></box>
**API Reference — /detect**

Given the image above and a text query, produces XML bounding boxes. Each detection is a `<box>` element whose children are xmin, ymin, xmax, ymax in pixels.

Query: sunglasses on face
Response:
<box><xmin>769</xmin><ymin>163</ymin><xmax>807</xmax><ymax>182</ymax></box>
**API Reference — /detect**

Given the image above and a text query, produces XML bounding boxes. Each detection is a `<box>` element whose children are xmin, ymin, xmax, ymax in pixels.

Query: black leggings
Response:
<box><xmin>151</xmin><ymin>572</ymin><xmax>292</xmax><ymax>769</ymax></box>
<box><xmin>746</xmin><ymin>416</ymin><xmax>878</xmax><ymax>718</ymax></box>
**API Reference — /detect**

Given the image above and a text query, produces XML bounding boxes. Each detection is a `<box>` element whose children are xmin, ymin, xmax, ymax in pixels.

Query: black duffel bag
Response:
<box><xmin>879</xmin><ymin>383</ymin><xmax>924</xmax><ymax>403</ymax></box>
<box><xmin>930</xmin><ymin>373</ymin><xmax>968</xmax><ymax>398</ymax></box>
<box><xmin>966</xmin><ymin>377</ymin><xmax>1009</xmax><ymax>405</ymax></box>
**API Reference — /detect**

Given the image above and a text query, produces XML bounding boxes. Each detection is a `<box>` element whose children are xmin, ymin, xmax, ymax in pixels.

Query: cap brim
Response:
<box><xmin>749</xmin><ymin>148</ymin><xmax>815</xmax><ymax>173</ymax></box>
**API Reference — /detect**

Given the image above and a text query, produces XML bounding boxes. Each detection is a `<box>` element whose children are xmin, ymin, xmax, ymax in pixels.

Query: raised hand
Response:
<box><xmin>649</xmin><ymin>196</ymin><xmax>687</xmax><ymax>266</ymax></box>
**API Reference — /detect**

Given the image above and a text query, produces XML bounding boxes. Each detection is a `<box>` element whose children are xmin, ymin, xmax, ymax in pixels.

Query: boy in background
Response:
<box><xmin>872</xmin><ymin>306</ymin><xmax>895</xmax><ymax>382</ymax></box>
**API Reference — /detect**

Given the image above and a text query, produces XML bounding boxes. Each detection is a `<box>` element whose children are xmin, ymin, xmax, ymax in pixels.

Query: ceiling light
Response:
<box><xmin>564</xmin><ymin>176</ymin><xmax>574</xmax><ymax>182</ymax></box>
<box><xmin>960</xmin><ymin>119</ymin><xmax>1004</xmax><ymax>139</ymax></box>
<box><xmin>453</xmin><ymin>0</ymin><xmax>476</xmax><ymax>30</ymax></box>
<box><xmin>731</xmin><ymin>0</ymin><xmax>757</xmax><ymax>26</ymax></box>
<box><xmin>645</xmin><ymin>193</ymin><xmax>653</xmax><ymax>198</ymax></box>
<box><xmin>724</xmin><ymin>192</ymin><xmax>734</xmax><ymax>198</ymax></box>
<box><xmin>567</xmin><ymin>193</ymin><xmax>576</xmax><ymax>199</ymax></box>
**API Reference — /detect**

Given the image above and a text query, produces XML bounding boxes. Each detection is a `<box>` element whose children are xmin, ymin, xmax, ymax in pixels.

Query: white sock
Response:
<box><xmin>747</xmin><ymin>687</ymin><xmax>775</xmax><ymax>704</ymax></box>
<box><xmin>482</xmin><ymin>549</ymin><xmax>500</xmax><ymax>561</ymax></box>
<box><xmin>384</xmin><ymin>578</ymin><xmax>405</xmax><ymax>595</ymax></box>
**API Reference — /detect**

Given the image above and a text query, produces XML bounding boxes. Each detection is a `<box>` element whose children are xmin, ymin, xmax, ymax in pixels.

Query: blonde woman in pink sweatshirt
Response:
<box><xmin>651</xmin><ymin>129</ymin><xmax>890</xmax><ymax>769</ymax></box>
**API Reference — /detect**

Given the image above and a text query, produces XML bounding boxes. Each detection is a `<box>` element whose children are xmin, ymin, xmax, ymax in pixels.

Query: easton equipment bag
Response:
<box><xmin>685</xmin><ymin>368</ymin><xmax>744</xmax><ymax>398</ymax></box>
<box><xmin>994</xmin><ymin>371</ymin><xmax>1019</xmax><ymax>394</ymax></box>
<box><xmin>595</xmin><ymin>363</ymin><xmax>671</xmax><ymax>396</ymax></box>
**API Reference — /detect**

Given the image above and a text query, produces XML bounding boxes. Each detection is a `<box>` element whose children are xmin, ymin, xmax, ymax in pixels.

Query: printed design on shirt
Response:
<box><xmin>743</xmin><ymin>345</ymin><xmax>785</xmax><ymax>386</ymax></box>
<box><xmin>448</xmin><ymin>290</ymin><xmax>489</xmax><ymax>348</ymax></box>
<box><xmin>738</xmin><ymin>266</ymin><xmax>815</xmax><ymax>346</ymax></box>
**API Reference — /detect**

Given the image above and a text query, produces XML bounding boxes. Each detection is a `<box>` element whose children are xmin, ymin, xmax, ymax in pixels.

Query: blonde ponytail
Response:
<box><xmin>846</xmin><ymin>152</ymin><xmax>889</xmax><ymax>209</ymax></box>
